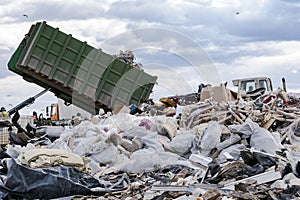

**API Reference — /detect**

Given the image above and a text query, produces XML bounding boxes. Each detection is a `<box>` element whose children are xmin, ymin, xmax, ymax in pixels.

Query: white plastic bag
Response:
<box><xmin>200</xmin><ymin>121</ymin><xmax>222</xmax><ymax>155</ymax></box>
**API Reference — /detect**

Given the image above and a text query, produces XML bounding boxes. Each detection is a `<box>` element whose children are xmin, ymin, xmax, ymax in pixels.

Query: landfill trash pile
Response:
<box><xmin>5</xmin><ymin>21</ymin><xmax>300</xmax><ymax>199</ymax></box>
<box><xmin>1</xmin><ymin>88</ymin><xmax>300</xmax><ymax>199</ymax></box>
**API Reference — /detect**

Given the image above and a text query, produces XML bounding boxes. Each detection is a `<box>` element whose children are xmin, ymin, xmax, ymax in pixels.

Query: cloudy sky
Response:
<box><xmin>0</xmin><ymin>0</ymin><xmax>300</xmax><ymax>115</ymax></box>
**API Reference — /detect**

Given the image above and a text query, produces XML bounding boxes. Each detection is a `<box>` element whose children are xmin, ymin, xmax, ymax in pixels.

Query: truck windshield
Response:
<box><xmin>259</xmin><ymin>80</ymin><xmax>268</xmax><ymax>90</ymax></box>
<box><xmin>241</xmin><ymin>81</ymin><xmax>256</xmax><ymax>93</ymax></box>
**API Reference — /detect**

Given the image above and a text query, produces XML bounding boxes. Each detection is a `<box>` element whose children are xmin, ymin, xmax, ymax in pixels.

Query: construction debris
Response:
<box><xmin>4</xmin><ymin>21</ymin><xmax>300</xmax><ymax>199</ymax></box>
<box><xmin>0</xmin><ymin>108</ymin><xmax>295</xmax><ymax>196</ymax></box>
<box><xmin>2</xmin><ymin>86</ymin><xmax>300</xmax><ymax>199</ymax></box>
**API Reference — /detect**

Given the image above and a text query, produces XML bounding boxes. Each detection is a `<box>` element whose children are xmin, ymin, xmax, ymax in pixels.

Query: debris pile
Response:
<box><xmin>1</xmin><ymin>89</ymin><xmax>300</xmax><ymax>199</ymax></box>
<box><xmin>117</xmin><ymin>50</ymin><xmax>144</xmax><ymax>70</ymax></box>
<box><xmin>5</xmin><ymin>21</ymin><xmax>300</xmax><ymax>199</ymax></box>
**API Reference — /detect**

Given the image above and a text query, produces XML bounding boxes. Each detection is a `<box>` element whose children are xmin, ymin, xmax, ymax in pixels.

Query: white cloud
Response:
<box><xmin>214</xmin><ymin>40</ymin><xmax>300</xmax><ymax>90</ymax></box>
<box><xmin>291</xmin><ymin>69</ymin><xmax>298</xmax><ymax>74</ymax></box>
<box><xmin>0</xmin><ymin>76</ymin><xmax>57</xmax><ymax>116</ymax></box>
<box><xmin>100</xmin><ymin>27</ymin><xmax>222</xmax><ymax>86</ymax></box>
<box><xmin>0</xmin><ymin>22</ymin><xmax>30</xmax><ymax>48</ymax></box>
<box><xmin>211</xmin><ymin>0</ymin><xmax>241</xmax><ymax>8</ymax></box>
<box><xmin>48</xmin><ymin>18</ymin><xmax>128</xmax><ymax>47</ymax></box>
<box><xmin>1</xmin><ymin>0</ymin><xmax>300</xmax><ymax>115</ymax></box>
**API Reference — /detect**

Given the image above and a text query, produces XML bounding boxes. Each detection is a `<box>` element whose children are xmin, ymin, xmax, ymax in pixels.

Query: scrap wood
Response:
<box><xmin>217</xmin><ymin>102</ymin><xmax>229</xmax><ymax>110</ymax></box>
<box><xmin>151</xmin><ymin>183</ymin><xmax>221</xmax><ymax>193</ymax></box>
<box><xmin>246</xmin><ymin>148</ymin><xmax>288</xmax><ymax>162</ymax></box>
<box><xmin>190</xmin><ymin>105</ymin><xmax>215</xmax><ymax>118</ymax></box>
<box><xmin>263</xmin><ymin>118</ymin><xmax>276</xmax><ymax>130</ymax></box>
<box><xmin>236</xmin><ymin>111</ymin><xmax>246</xmax><ymax>121</ymax></box>
<box><xmin>282</xmin><ymin>107</ymin><xmax>300</xmax><ymax>113</ymax></box>
<box><xmin>272</xmin><ymin>109</ymin><xmax>299</xmax><ymax>119</ymax></box>
<box><xmin>190</xmin><ymin>116</ymin><xmax>212</xmax><ymax>128</ymax></box>
<box><xmin>195</xmin><ymin>110</ymin><xmax>229</xmax><ymax>120</ymax></box>
<box><xmin>269</xmin><ymin>96</ymin><xmax>279</xmax><ymax>110</ymax></box>
<box><xmin>187</xmin><ymin>103</ymin><xmax>212</xmax><ymax>115</ymax></box>
<box><xmin>228</xmin><ymin>108</ymin><xmax>244</xmax><ymax>124</ymax></box>
<box><xmin>238</xmin><ymin>109</ymin><xmax>252</xmax><ymax>115</ymax></box>
<box><xmin>189</xmin><ymin>154</ymin><xmax>212</xmax><ymax>167</ymax></box>
<box><xmin>221</xmin><ymin>168</ymin><xmax>282</xmax><ymax>190</ymax></box>
<box><xmin>272</xmin><ymin>116</ymin><xmax>294</xmax><ymax>122</ymax></box>
<box><xmin>201</xmin><ymin>188</ymin><xmax>221</xmax><ymax>200</ymax></box>
<box><xmin>218</xmin><ymin>115</ymin><xmax>232</xmax><ymax>124</ymax></box>
<box><xmin>186</xmin><ymin>105</ymin><xmax>215</xmax><ymax>128</ymax></box>
<box><xmin>192</xmin><ymin>111</ymin><xmax>230</xmax><ymax>125</ymax></box>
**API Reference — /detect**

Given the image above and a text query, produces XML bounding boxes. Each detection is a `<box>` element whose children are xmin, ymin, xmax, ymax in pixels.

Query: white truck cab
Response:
<box><xmin>232</xmin><ymin>77</ymin><xmax>273</xmax><ymax>99</ymax></box>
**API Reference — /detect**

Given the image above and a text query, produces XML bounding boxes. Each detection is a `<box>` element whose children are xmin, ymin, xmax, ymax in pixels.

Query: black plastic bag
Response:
<box><xmin>0</xmin><ymin>158</ymin><xmax>105</xmax><ymax>199</ymax></box>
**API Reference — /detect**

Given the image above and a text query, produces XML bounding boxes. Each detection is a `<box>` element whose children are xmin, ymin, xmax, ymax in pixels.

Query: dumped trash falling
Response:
<box><xmin>1</xmin><ymin>88</ymin><xmax>300</xmax><ymax>199</ymax></box>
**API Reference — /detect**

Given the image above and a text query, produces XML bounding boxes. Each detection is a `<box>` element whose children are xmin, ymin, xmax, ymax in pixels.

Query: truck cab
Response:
<box><xmin>232</xmin><ymin>77</ymin><xmax>273</xmax><ymax>100</ymax></box>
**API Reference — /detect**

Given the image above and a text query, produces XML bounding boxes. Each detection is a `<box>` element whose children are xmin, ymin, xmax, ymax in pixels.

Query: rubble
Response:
<box><xmin>2</xmin><ymin>88</ymin><xmax>300</xmax><ymax>199</ymax></box>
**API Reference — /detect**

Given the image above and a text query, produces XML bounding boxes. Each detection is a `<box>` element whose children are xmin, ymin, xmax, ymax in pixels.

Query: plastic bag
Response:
<box><xmin>228</xmin><ymin>118</ymin><xmax>258</xmax><ymax>138</ymax></box>
<box><xmin>287</xmin><ymin>119</ymin><xmax>300</xmax><ymax>144</ymax></box>
<box><xmin>219</xmin><ymin>144</ymin><xmax>246</xmax><ymax>163</ymax></box>
<box><xmin>0</xmin><ymin>158</ymin><xmax>105</xmax><ymax>199</ymax></box>
<box><xmin>103</xmin><ymin>113</ymin><xmax>136</xmax><ymax>132</ymax></box>
<box><xmin>250</xmin><ymin>126</ymin><xmax>281</xmax><ymax>155</ymax></box>
<box><xmin>200</xmin><ymin>121</ymin><xmax>222</xmax><ymax>155</ymax></box>
<box><xmin>116</xmin><ymin>149</ymin><xmax>179</xmax><ymax>173</ymax></box>
<box><xmin>89</xmin><ymin>141</ymin><xmax>119</xmax><ymax>164</ymax></box>
<box><xmin>170</xmin><ymin>130</ymin><xmax>194</xmax><ymax>155</ymax></box>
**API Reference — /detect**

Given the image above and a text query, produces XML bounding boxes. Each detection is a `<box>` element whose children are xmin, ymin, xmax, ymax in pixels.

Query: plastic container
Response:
<box><xmin>8</xmin><ymin>21</ymin><xmax>157</xmax><ymax>114</ymax></box>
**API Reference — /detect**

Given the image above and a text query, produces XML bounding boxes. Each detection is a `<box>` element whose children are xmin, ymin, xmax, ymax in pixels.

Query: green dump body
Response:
<box><xmin>8</xmin><ymin>21</ymin><xmax>157</xmax><ymax>114</ymax></box>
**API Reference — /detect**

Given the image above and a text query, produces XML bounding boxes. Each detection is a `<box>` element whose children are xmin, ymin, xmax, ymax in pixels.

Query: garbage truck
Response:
<box><xmin>8</xmin><ymin>21</ymin><xmax>157</xmax><ymax>115</ymax></box>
